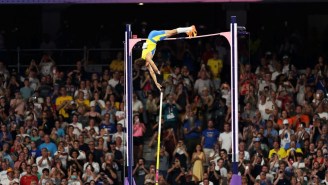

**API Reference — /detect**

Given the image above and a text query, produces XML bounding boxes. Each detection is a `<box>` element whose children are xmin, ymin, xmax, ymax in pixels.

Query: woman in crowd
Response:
<box><xmin>173</xmin><ymin>139</ymin><xmax>189</xmax><ymax>170</ymax></box>
<box><xmin>95</xmin><ymin>137</ymin><xmax>108</xmax><ymax>153</ymax></box>
<box><xmin>84</xmin><ymin>102</ymin><xmax>102</xmax><ymax>124</ymax></box>
<box><xmin>191</xmin><ymin>144</ymin><xmax>205</xmax><ymax>181</ymax></box>
<box><xmin>167</xmin><ymin>158</ymin><xmax>184</xmax><ymax>185</ymax></box>
<box><xmin>82</xmin><ymin>164</ymin><xmax>97</xmax><ymax>183</ymax></box>
<box><xmin>133</xmin><ymin>115</ymin><xmax>146</xmax><ymax>160</ymax></box>
<box><xmin>83</xmin><ymin>152</ymin><xmax>100</xmax><ymax>174</ymax></box>
<box><xmin>53</xmin><ymin>143</ymin><xmax>68</xmax><ymax>169</ymax></box>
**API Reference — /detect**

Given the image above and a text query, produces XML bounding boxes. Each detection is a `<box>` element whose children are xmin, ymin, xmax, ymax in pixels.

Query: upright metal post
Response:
<box><xmin>124</xmin><ymin>24</ymin><xmax>134</xmax><ymax>185</ymax></box>
<box><xmin>230</xmin><ymin>16</ymin><xmax>241</xmax><ymax>185</ymax></box>
<box><xmin>83</xmin><ymin>46</ymin><xmax>88</xmax><ymax>62</ymax></box>
<box><xmin>17</xmin><ymin>47</ymin><xmax>20</xmax><ymax>74</ymax></box>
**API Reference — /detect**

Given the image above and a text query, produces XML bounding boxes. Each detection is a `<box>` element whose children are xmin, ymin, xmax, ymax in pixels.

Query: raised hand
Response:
<box><xmin>155</xmin><ymin>82</ymin><xmax>162</xmax><ymax>91</ymax></box>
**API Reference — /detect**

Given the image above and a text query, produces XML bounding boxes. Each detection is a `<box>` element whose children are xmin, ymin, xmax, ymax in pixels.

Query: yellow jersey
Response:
<box><xmin>141</xmin><ymin>30</ymin><xmax>167</xmax><ymax>59</ymax></box>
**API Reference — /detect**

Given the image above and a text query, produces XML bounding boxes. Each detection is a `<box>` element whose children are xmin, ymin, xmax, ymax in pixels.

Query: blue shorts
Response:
<box><xmin>141</xmin><ymin>30</ymin><xmax>167</xmax><ymax>59</ymax></box>
<box><xmin>147</xmin><ymin>30</ymin><xmax>167</xmax><ymax>43</ymax></box>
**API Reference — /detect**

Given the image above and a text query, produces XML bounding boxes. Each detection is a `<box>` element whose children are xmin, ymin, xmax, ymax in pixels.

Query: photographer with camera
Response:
<box><xmin>94</xmin><ymin>171</ymin><xmax>115</xmax><ymax>185</ymax></box>
<box><xmin>144</xmin><ymin>164</ymin><xmax>156</xmax><ymax>185</ymax></box>
<box><xmin>279</xmin><ymin>119</ymin><xmax>294</xmax><ymax>149</ymax></box>
<box><xmin>82</xmin><ymin>164</ymin><xmax>97</xmax><ymax>183</ymax></box>
<box><xmin>133</xmin><ymin>158</ymin><xmax>148</xmax><ymax>185</ymax></box>
<box><xmin>167</xmin><ymin>158</ymin><xmax>184</xmax><ymax>185</ymax></box>
<box><xmin>273</xmin><ymin>164</ymin><xmax>289</xmax><ymax>185</ymax></box>
<box><xmin>98</xmin><ymin>153</ymin><xmax>118</xmax><ymax>185</ymax></box>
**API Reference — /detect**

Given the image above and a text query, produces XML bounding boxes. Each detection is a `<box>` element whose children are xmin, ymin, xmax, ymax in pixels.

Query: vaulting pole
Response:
<box><xmin>155</xmin><ymin>92</ymin><xmax>164</xmax><ymax>185</ymax></box>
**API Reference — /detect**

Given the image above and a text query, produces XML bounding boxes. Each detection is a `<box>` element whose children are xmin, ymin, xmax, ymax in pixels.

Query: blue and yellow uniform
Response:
<box><xmin>141</xmin><ymin>30</ymin><xmax>167</xmax><ymax>59</ymax></box>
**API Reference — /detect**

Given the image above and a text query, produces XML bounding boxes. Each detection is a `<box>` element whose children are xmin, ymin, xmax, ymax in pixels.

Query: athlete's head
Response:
<box><xmin>134</xmin><ymin>58</ymin><xmax>146</xmax><ymax>66</ymax></box>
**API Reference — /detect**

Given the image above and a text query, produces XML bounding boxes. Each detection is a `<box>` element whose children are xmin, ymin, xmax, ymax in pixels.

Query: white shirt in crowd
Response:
<box><xmin>219</xmin><ymin>131</ymin><xmax>232</xmax><ymax>153</ymax></box>
<box><xmin>199</xmin><ymin>181</ymin><xmax>214</xmax><ymax>185</ymax></box>
<box><xmin>83</xmin><ymin>161</ymin><xmax>100</xmax><ymax>174</ymax></box>
<box><xmin>70</xmin><ymin>122</ymin><xmax>83</xmax><ymax>135</ymax></box>
<box><xmin>36</xmin><ymin>156</ymin><xmax>52</xmax><ymax>174</ymax></box>
<box><xmin>258</xmin><ymin>100</ymin><xmax>273</xmax><ymax>120</ymax></box>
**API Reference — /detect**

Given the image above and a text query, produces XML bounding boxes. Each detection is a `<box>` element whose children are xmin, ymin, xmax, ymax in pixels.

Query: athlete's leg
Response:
<box><xmin>185</xmin><ymin>25</ymin><xmax>197</xmax><ymax>37</ymax></box>
<box><xmin>164</xmin><ymin>29</ymin><xmax>178</xmax><ymax>38</ymax></box>
<box><xmin>165</xmin><ymin>25</ymin><xmax>197</xmax><ymax>37</ymax></box>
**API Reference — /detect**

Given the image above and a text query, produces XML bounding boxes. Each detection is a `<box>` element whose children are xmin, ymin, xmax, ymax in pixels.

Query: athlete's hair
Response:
<box><xmin>134</xmin><ymin>58</ymin><xmax>146</xmax><ymax>66</ymax></box>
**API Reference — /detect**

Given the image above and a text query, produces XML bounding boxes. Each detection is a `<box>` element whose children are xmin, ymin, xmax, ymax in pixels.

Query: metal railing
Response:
<box><xmin>0</xmin><ymin>47</ymin><xmax>124</xmax><ymax>74</ymax></box>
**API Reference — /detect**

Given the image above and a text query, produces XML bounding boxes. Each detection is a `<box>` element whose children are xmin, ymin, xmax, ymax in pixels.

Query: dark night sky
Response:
<box><xmin>0</xmin><ymin>2</ymin><xmax>325</xmax><ymax>46</ymax></box>
<box><xmin>0</xmin><ymin>2</ymin><xmax>328</xmax><ymax>67</ymax></box>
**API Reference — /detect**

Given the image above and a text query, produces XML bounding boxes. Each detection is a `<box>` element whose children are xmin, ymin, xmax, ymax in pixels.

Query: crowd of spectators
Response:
<box><xmin>131</xmin><ymin>38</ymin><xmax>328</xmax><ymax>185</ymax></box>
<box><xmin>0</xmin><ymin>33</ymin><xmax>327</xmax><ymax>185</ymax></box>
<box><xmin>0</xmin><ymin>52</ymin><xmax>128</xmax><ymax>185</ymax></box>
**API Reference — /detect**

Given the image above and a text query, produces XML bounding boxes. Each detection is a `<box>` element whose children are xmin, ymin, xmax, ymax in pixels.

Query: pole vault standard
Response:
<box><xmin>124</xmin><ymin>25</ymin><xmax>135</xmax><ymax>185</ymax></box>
<box><xmin>230</xmin><ymin>16</ymin><xmax>242</xmax><ymax>185</ymax></box>
<box><xmin>124</xmin><ymin>16</ymin><xmax>242</xmax><ymax>185</ymax></box>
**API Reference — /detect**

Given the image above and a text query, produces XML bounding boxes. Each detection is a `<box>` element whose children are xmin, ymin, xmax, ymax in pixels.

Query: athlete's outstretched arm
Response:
<box><xmin>145</xmin><ymin>53</ymin><xmax>160</xmax><ymax>75</ymax></box>
<box><xmin>147</xmin><ymin>64</ymin><xmax>162</xmax><ymax>90</ymax></box>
